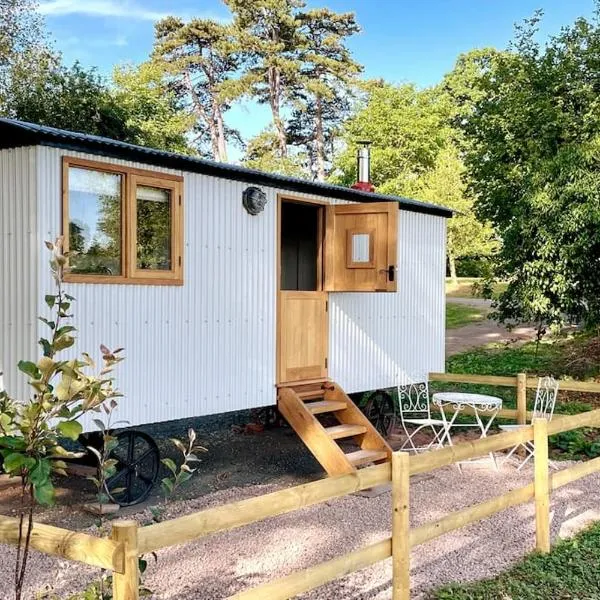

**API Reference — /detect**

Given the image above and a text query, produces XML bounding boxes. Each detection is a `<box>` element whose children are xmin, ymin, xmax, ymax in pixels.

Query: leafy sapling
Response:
<box><xmin>86</xmin><ymin>398</ymin><xmax>128</xmax><ymax>516</ymax></box>
<box><xmin>160</xmin><ymin>428</ymin><xmax>207</xmax><ymax>499</ymax></box>
<box><xmin>0</xmin><ymin>238</ymin><xmax>125</xmax><ymax>600</ymax></box>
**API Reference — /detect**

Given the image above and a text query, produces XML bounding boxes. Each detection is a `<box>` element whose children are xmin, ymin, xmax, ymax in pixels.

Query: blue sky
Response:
<box><xmin>38</xmin><ymin>0</ymin><xmax>597</xmax><ymax>156</ymax></box>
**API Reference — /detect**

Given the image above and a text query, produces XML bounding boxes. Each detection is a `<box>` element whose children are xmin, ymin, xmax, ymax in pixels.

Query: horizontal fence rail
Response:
<box><xmin>430</xmin><ymin>372</ymin><xmax>600</xmax><ymax>393</ymax></box>
<box><xmin>3</xmin><ymin>371</ymin><xmax>600</xmax><ymax>600</ymax></box>
<box><xmin>0</xmin><ymin>514</ymin><xmax>124</xmax><ymax>573</ymax></box>
<box><xmin>137</xmin><ymin>462</ymin><xmax>391</xmax><ymax>554</ymax></box>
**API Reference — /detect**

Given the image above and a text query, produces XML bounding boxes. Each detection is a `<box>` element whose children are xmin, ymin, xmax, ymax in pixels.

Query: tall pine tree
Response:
<box><xmin>290</xmin><ymin>9</ymin><xmax>360</xmax><ymax>180</ymax></box>
<box><xmin>226</xmin><ymin>0</ymin><xmax>304</xmax><ymax>158</ymax></box>
<box><xmin>153</xmin><ymin>17</ymin><xmax>241</xmax><ymax>161</ymax></box>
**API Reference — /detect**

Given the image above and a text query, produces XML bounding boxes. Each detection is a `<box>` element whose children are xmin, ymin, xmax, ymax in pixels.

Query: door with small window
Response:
<box><xmin>277</xmin><ymin>198</ymin><xmax>398</xmax><ymax>384</ymax></box>
<box><xmin>325</xmin><ymin>202</ymin><xmax>398</xmax><ymax>292</ymax></box>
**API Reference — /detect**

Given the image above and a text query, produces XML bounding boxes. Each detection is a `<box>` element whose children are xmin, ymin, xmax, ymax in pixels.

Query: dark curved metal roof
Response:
<box><xmin>0</xmin><ymin>118</ymin><xmax>452</xmax><ymax>218</ymax></box>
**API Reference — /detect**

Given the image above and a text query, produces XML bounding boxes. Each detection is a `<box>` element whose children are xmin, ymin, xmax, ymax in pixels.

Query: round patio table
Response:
<box><xmin>431</xmin><ymin>392</ymin><xmax>503</xmax><ymax>469</ymax></box>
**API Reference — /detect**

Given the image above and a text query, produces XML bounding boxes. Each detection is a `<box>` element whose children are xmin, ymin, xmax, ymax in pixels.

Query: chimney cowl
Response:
<box><xmin>351</xmin><ymin>140</ymin><xmax>375</xmax><ymax>193</ymax></box>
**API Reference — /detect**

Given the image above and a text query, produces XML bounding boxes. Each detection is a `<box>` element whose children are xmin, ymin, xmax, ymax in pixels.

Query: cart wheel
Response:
<box><xmin>104</xmin><ymin>430</ymin><xmax>159</xmax><ymax>507</ymax></box>
<box><xmin>364</xmin><ymin>390</ymin><xmax>395</xmax><ymax>437</ymax></box>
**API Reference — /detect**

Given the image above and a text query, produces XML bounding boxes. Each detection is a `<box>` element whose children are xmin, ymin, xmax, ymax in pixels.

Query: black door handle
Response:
<box><xmin>388</xmin><ymin>265</ymin><xmax>395</xmax><ymax>282</ymax></box>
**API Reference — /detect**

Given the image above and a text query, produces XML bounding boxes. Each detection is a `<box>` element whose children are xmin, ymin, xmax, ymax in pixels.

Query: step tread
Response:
<box><xmin>345</xmin><ymin>449</ymin><xmax>389</xmax><ymax>466</ymax></box>
<box><xmin>297</xmin><ymin>390</ymin><xmax>325</xmax><ymax>400</ymax></box>
<box><xmin>325</xmin><ymin>424</ymin><xmax>367</xmax><ymax>440</ymax></box>
<box><xmin>278</xmin><ymin>378</ymin><xmax>331</xmax><ymax>388</ymax></box>
<box><xmin>307</xmin><ymin>400</ymin><xmax>347</xmax><ymax>415</ymax></box>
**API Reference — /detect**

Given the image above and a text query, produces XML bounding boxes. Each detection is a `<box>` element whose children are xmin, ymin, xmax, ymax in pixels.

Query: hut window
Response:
<box><xmin>62</xmin><ymin>157</ymin><xmax>183</xmax><ymax>285</ymax></box>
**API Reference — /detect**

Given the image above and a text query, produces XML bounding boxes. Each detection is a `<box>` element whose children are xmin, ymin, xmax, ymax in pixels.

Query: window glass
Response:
<box><xmin>351</xmin><ymin>233</ymin><xmax>371</xmax><ymax>263</ymax></box>
<box><xmin>136</xmin><ymin>185</ymin><xmax>172</xmax><ymax>271</ymax></box>
<box><xmin>68</xmin><ymin>167</ymin><xmax>122</xmax><ymax>275</ymax></box>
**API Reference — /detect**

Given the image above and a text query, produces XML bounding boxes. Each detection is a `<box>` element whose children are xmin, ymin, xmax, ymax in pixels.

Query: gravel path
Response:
<box><xmin>3</xmin><ymin>459</ymin><xmax>600</xmax><ymax>599</ymax></box>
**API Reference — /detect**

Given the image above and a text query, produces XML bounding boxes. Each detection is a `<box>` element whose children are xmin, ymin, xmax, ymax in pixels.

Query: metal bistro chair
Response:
<box><xmin>500</xmin><ymin>376</ymin><xmax>559</xmax><ymax>470</ymax></box>
<box><xmin>397</xmin><ymin>375</ymin><xmax>447</xmax><ymax>453</ymax></box>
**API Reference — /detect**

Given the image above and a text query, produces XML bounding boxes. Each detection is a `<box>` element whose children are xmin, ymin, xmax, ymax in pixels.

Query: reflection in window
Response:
<box><xmin>351</xmin><ymin>233</ymin><xmax>371</xmax><ymax>263</ymax></box>
<box><xmin>68</xmin><ymin>167</ymin><xmax>122</xmax><ymax>275</ymax></box>
<box><xmin>136</xmin><ymin>186</ymin><xmax>172</xmax><ymax>271</ymax></box>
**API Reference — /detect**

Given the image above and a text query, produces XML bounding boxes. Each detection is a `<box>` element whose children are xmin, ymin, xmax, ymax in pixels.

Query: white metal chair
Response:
<box><xmin>397</xmin><ymin>375</ymin><xmax>447</xmax><ymax>453</ymax></box>
<box><xmin>500</xmin><ymin>376</ymin><xmax>559</xmax><ymax>470</ymax></box>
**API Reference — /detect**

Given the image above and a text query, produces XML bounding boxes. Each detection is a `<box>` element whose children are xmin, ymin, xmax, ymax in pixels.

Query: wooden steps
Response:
<box><xmin>346</xmin><ymin>449</ymin><xmax>389</xmax><ymax>466</ymax></box>
<box><xmin>308</xmin><ymin>401</ymin><xmax>347</xmax><ymax>415</ymax></box>
<box><xmin>277</xmin><ymin>379</ymin><xmax>392</xmax><ymax>477</ymax></box>
<box><xmin>325</xmin><ymin>424</ymin><xmax>367</xmax><ymax>439</ymax></box>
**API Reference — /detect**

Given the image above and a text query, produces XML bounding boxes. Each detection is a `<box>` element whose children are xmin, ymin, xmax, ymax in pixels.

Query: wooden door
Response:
<box><xmin>325</xmin><ymin>202</ymin><xmax>398</xmax><ymax>292</ymax></box>
<box><xmin>279</xmin><ymin>290</ymin><xmax>328</xmax><ymax>383</ymax></box>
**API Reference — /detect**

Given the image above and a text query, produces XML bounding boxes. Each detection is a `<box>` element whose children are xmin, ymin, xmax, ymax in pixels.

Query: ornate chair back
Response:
<box><xmin>397</xmin><ymin>374</ymin><xmax>432</xmax><ymax>423</ymax></box>
<box><xmin>532</xmin><ymin>376</ymin><xmax>559</xmax><ymax>421</ymax></box>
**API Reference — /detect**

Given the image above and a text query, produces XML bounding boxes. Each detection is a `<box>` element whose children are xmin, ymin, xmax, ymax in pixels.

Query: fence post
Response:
<box><xmin>111</xmin><ymin>520</ymin><xmax>140</xmax><ymax>600</ymax></box>
<box><xmin>533</xmin><ymin>418</ymin><xmax>550</xmax><ymax>553</ymax></box>
<box><xmin>517</xmin><ymin>373</ymin><xmax>527</xmax><ymax>425</ymax></box>
<box><xmin>392</xmin><ymin>451</ymin><xmax>411</xmax><ymax>600</ymax></box>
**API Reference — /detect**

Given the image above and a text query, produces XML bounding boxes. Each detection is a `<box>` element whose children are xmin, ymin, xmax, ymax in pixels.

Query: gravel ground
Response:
<box><xmin>3</xmin><ymin>458</ymin><xmax>600</xmax><ymax>600</ymax></box>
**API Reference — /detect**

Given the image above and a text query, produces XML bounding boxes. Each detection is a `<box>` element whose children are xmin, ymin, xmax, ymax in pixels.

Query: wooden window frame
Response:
<box><xmin>62</xmin><ymin>156</ymin><xmax>184</xmax><ymax>285</ymax></box>
<box><xmin>345</xmin><ymin>228</ymin><xmax>375</xmax><ymax>269</ymax></box>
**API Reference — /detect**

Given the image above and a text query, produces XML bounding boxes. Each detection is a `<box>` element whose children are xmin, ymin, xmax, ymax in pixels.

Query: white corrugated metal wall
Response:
<box><xmin>36</xmin><ymin>147</ymin><xmax>277</xmax><ymax>430</ymax></box>
<box><xmin>0</xmin><ymin>147</ymin><xmax>38</xmax><ymax>401</ymax></box>
<box><xmin>2</xmin><ymin>146</ymin><xmax>445</xmax><ymax>428</ymax></box>
<box><xmin>328</xmin><ymin>211</ymin><xmax>446</xmax><ymax>392</ymax></box>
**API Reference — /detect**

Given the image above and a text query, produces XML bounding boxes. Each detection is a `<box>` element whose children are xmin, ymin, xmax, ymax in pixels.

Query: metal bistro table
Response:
<box><xmin>431</xmin><ymin>392</ymin><xmax>503</xmax><ymax>469</ymax></box>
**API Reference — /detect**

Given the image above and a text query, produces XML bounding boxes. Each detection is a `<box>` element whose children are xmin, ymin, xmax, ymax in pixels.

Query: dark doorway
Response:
<box><xmin>280</xmin><ymin>201</ymin><xmax>321</xmax><ymax>291</ymax></box>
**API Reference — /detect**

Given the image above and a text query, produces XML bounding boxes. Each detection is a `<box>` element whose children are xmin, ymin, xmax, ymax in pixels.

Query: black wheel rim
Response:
<box><xmin>104</xmin><ymin>430</ymin><xmax>159</xmax><ymax>506</ymax></box>
<box><xmin>364</xmin><ymin>391</ymin><xmax>395</xmax><ymax>437</ymax></box>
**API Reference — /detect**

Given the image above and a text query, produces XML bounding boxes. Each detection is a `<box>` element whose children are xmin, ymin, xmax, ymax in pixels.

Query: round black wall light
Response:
<box><xmin>242</xmin><ymin>186</ymin><xmax>268</xmax><ymax>215</ymax></box>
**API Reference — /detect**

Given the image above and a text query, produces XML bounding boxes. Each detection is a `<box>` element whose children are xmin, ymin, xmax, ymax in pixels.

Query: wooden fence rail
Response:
<box><xmin>3</xmin><ymin>371</ymin><xmax>600</xmax><ymax>600</ymax></box>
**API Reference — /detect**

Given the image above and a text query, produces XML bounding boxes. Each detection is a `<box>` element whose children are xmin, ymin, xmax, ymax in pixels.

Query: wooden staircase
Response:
<box><xmin>277</xmin><ymin>378</ymin><xmax>392</xmax><ymax>476</ymax></box>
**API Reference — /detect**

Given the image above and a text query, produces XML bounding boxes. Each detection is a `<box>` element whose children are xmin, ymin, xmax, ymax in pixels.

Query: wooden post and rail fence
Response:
<box><xmin>2</xmin><ymin>372</ymin><xmax>600</xmax><ymax>599</ymax></box>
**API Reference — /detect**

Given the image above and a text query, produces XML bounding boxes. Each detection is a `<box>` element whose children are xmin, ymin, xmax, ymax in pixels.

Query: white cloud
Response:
<box><xmin>38</xmin><ymin>0</ymin><xmax>174</xmax><ymax>21</ymax></box>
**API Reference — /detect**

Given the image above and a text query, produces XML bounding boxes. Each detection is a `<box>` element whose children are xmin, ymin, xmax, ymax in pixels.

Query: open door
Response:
<box><xmin>325</xmin><ymin>202</ymin><xmax>398</xmax><ymax>292</ymax></box>
<box><xmin>278</xmin><ymin>199</ymin><xmax>328</xmax><ymax>383</ymax></box>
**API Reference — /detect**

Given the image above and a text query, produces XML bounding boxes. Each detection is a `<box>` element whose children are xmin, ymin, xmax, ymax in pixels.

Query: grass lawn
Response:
<box><xmin>446</xmin><ymin>277</ymin><xmax>508</xmax><ymax>299</ymax></box>
<box><xmin>429</xmin><ymin>521</ymin><xmax>600</xmax><ymax>599</ymax></box>
<box><xmin>434</xmin><ymin>335</ymin><xmax>600</xmax><ymax>459</ymax></box>
<box><xmin>446</xmin><ymin>302</ymin><xmax>487</xmax><ymax>329</ymax></box>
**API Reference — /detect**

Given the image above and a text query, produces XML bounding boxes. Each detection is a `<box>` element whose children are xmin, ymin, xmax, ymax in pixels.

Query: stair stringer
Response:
<box><xmin>277</xmin><ymin>387</ymin><xmax>356</xmax><ymax>476</ymax></box>
<box><xmin>323</xmin><ymin>383</ymin><xmax>393</xmax><ymax>460</ymax></box>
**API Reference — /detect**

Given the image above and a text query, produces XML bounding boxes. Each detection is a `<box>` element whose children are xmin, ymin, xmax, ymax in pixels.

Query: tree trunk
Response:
<box><xmin>448</xmin><ymin>253</ymin><xmax>458</xmax><ymax>286</ymax></box>
<box><xmin>214</xmin><ymin>104</ymin><xmax>228</xmax><ymax>163</ymax></box>
<box><xmin>184</xmin><ymin>70</ymin><xmax>222</xmax><ymax>161</ymax></box>
<box><xmin>314</xmin><ymin>95</ymin><xmax>326</xmax><ymax>181</ymax></box>
<box><xmin>268</xmin><ymin>65</ymin><xmax>287</xmax><ymax>158</ymax></box>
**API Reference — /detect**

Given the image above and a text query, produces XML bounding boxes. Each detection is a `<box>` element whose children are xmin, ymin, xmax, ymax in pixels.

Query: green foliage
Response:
<box><xmin>0</xmin><ymin>238</ymin><xmax>125</xmax><ymax>600</ymax></box>
<box><xmin>334</xmin><ymin>82</ymin><xmax>496</xmax><ymax>272</ymax></box>
<box><xmin>160</xmin><ymin>428</ymin><xmax>207</xmax><ymax>499</ymax></box>
<box><xmin>242</xmin><ymin>129</ymin><xmax>310</xmax><ymax>177</ymax></box>
<box><xmin>111</xmin><ymin>61</ymin><xmax>194</xmax><ymax>154</ymax></box>
<box><xmin>446</xmin><ymin>342</ymin><xmax>560</xmax><ymax>377</ymax></box>
<box><xmin>4</xmin><ymin>55</ymin><xmax>136</xmax><ymax>140</ymax></box>
<box><xmin>460</xmin><ymin>11</ymin><xmax>600</xmax><ymax>331</ymax></box>
<box><xmin>445</xmin><ymin>303</ymin><xmax>486</xmax><ymax>329</ymax></box>
<box><xmin>86</xmin><ymin>401</ymin><xmax>126</xmax><ymax>506</ymax></box>
<box><xmin>153</xmin><ymin>16</ymin><xmax>242</xmax><ymax>161</ymax></box>
<box><xmin>286</xmin><ymin>7</ymin><xmax>361</xmax><ymax>179</ymax></box>
<box><xmin>430</xmin><ymin>521</ymin><xmax>600</xmax><ymax>599</ymax></box>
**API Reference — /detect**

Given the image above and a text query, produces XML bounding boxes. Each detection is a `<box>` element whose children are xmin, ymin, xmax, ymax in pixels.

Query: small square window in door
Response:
<box><xmin>346</xmin><ymin>229</ymin><xmax>375</xmax><ymax>268</ymax></box>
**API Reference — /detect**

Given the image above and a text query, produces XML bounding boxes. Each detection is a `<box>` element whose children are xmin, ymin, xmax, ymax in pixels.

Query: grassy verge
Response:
<box><xmin>446</xmin><ymin>302</ymin><xmax>487</xmax><ymax>329</ymax></box>
<box><xmin>429</xmin><ymin>521</ymin><xmax>600</xmax><ymax>599</ymax></box>
<box><xmin>434</xmin><ymin>335</ymin><xmax>600</xmax><ymax>459</ymax></box>
<box><xmin>445</xmin><ymin>277</ymin><xmax>508</xmax><ymax>299</ymax></box>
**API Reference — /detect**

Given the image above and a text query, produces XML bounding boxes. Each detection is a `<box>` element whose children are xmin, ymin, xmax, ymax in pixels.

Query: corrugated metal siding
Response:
<box><xmin>329</xmin><ymin>210</ymin><xmax>446</xmax><ymax>392</ymax></box>
<box><xmin>0</xmin><ymin>147</ymin><xmax>38</xmax><ymax>400</ymax></box>
<box><xmin>35</xmin><ymin>147</ymin><xmax>278</xmax><ymax>429</ymax></box>
<box><xmin>24</xmin><ymin>147</ymin><xmax>446</xmax><ymax>429</ymax></box>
